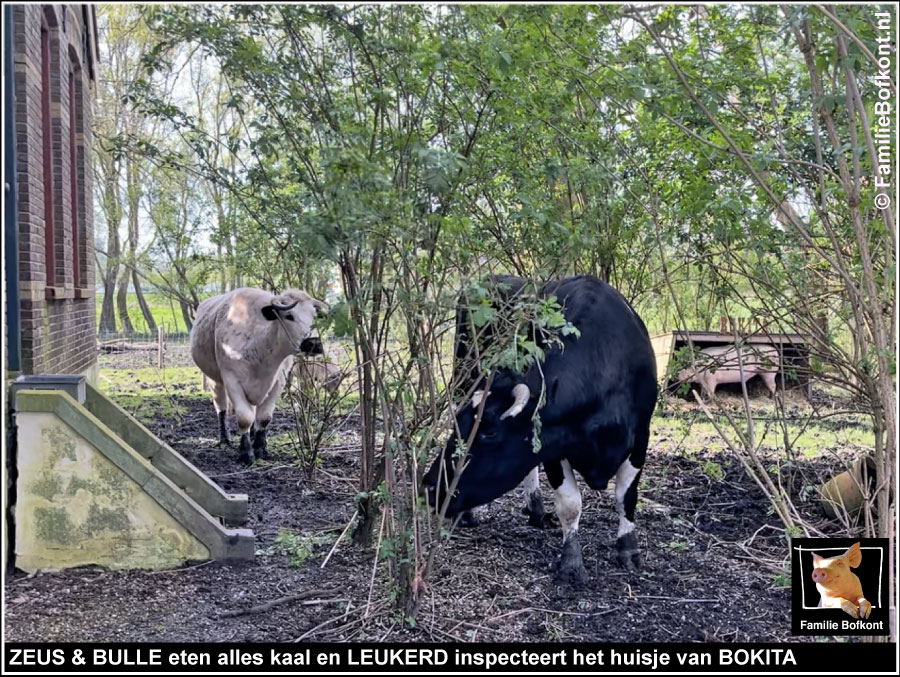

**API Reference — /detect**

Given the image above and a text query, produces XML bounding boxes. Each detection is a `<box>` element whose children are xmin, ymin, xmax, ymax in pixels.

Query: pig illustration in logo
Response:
<box><xmin>811</xmin><ymin>542</ymin><xmax>871</xmax><ymax>619</ymax></box>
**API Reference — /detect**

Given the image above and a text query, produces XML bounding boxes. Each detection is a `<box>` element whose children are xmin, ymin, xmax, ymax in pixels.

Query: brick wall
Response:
<box><xmin>12</xmin><ymin>5</ymin><xmax>96</xmax><ymax>377</ymax></box>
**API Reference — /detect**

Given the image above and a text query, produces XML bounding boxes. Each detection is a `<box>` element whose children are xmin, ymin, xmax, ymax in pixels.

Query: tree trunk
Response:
<box><xmin>116</xmin><ymin>267</ymin><xmax>134</xmax><ymax>333</ymax></box>
<box><xmin>123</xmin><ymin>152</ymin><xmax>156</xmax><ymax>332</ymax></box>
<box><xmin>132</xmin><ymin>268</ymin><xmax>157</xmax><ymax>332</ymax></box>
<box><xmin>179</xmin><ymin>299</ymin><xmax>194</xmax><ymax>332</ymax></box>
<box><xmin>97</xmin><ymin>154</ymin><xmax>121</xmax><ymax>334</ymax></box>
<box><xmin>98</xmin><ymin>266</ymin><xmax>118</xmax><ymax>334</ymax></box>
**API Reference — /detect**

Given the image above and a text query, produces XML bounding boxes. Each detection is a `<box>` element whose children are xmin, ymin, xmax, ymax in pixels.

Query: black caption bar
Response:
<box><xmin>4</xmin><ymin>642</ymin><xmax>897</xmax><ymax>674</ymax></box>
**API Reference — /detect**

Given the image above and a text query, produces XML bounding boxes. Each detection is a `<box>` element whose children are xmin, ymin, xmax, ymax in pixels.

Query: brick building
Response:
<box><xmin>5</xmin><ymin>5</ymin><xmax>99</xmax><ymax>382</ymax></box>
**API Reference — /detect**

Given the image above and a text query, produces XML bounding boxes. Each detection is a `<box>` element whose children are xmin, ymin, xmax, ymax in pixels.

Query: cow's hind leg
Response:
<box><xmin>615</xmin><ymin>425</ymin><xmax>648</xmax><ymax>571</ymax></box>
<box><xmin>545</xmin><ymin>459</ymin><xmax>585</xmax><ymax>585</ymax></box>
<box><xmin>222</xmin><ymin>373</ymin><xmax>256</xmax><ymax>464</ymax></box>
<box><xmin>521</xmin><ymin>466</ymin><xmax>553</xmax><ymax>528</ymax></box>
<box><xmin>209</xmin><ymin>379</ymin><xmax>231</xmax><ymax>446</ymax></box>
<box><xmin>615</xmin><ymin>459</ymin><xmax>642</xmax><ymax>570</ymax></box>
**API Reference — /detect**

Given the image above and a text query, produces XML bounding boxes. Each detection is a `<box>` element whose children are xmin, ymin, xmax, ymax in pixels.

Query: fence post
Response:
<box><xmin>158</xmin><ymin>326</ymin><xmax>165</xmax><ymax>369</ymax></box>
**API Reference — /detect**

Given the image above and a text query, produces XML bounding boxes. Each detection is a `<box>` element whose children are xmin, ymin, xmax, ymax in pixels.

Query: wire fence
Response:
<box><xmin>97</xmin><ymin>329</ymin><xmax>194</xmax><ymax>370</ymax></box>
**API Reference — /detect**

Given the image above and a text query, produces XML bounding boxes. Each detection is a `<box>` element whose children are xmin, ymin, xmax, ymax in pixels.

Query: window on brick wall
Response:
<box><xmin>41</xmin><ymin>22</ymin><xmax>55</xmax><ymax>287</ymax></box>
<box><xmin>68</xmin><ymin>67</ymin><xmax>79</xmax><ymax>289</ymax></box>
<box><xmin>70</xmin><ymin>55</ymin><xmax>88</xmax><ymax>292</ymax></box>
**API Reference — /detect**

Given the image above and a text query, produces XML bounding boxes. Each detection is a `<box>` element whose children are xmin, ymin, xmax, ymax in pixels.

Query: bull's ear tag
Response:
<box><xmin>261</xmin><ymin>305</ymin><xmax>278</xmax><ymax>321</ymax></box>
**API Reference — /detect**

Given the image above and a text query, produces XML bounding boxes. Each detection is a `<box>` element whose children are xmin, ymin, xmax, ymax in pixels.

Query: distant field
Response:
<box><xmin>96</xmin><ymin>292</ymin><xmax>188</xmax><ymax>334</ymax></box>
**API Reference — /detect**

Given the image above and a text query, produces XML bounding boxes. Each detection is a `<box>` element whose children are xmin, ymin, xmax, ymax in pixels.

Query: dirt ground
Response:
<box><xmin>5</xmin><ymin>394</ymin><xmax>857</xmax><ymax>643</ymax></box>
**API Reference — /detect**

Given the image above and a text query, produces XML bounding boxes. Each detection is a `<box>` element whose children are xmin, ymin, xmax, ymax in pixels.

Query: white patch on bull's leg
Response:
<box><xmin>521</xmin><ymin>466</ymin><xmax>549</xmax><ymax>527</ymax></box>
<box><xmin>522</xmin><ymin>465</ymin><xmax>540</xmax><ymax>509</ymax></box>
<box><xmin>554</xmin><ymin>461</ymin><xmax>581</xmax><ymax>541</ymax></box>
<box><xmin>523</xmin><ymin>465</ymin><xmax>539</xmax><ymax>496</ymax></box>
<box><xmin>553</xmin><ymin>460</ymin><xmax>585</xmax><ymax>585</ymax></box>
<box><xmin>617</xmin><ymin>517</ymin><xmax>635</xmax><ymax>538</ymax></box>
<box><xmin>209</xmin><ymin>380</ymin><xmax>231</xmax><ymax>445</ymax></box>
<box><xmin>615</xmin><ymin>459</ymin><xmax>639</xmax><ymax>536</ymax></box>
<box><xmin>614</xmin><ymin>458</ymin><xmax>641</xmax><ymax>570</ymax></box>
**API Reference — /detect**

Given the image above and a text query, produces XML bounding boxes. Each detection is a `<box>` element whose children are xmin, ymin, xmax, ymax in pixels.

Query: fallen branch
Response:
<box><xmin>218</xmin><ymin>589</ymin><xmax>342</xmax><ymax>618</ymax></box>
<box><xmin>629</xmin><ymin>595</ymin><xmax>721</xmax><ymax>603</ymax></box>
<box><xmin>364</xmin><ymin>507</ymin><xmax>387</xmax><ymax>619</ymax></box>
<box><xmin>321</xmin><ymin>512</ymin><xmax>358</xmax><ymax>569</ymax></box>
<box><xmin>486</xmin><ymin>606</ymin><xmax>615</xmax><ymax>624</ymax></box>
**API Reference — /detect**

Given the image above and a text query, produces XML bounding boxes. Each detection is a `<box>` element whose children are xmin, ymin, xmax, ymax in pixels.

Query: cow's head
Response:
<box><xmin>261</xmin><ymin>289</ymin><xmax>328</xmax><ymax>349</ymax></box>
<box><xmin>423</xmin><ymin>375</ymin><xmax>538</xmax><ymax>517</ymax></box>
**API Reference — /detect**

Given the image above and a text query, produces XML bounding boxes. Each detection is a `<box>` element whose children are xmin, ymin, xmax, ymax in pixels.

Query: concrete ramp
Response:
<box><xmin>12</xmin><ymin>384</ymin><xmax>254</xmax><ymax>572</ymax></box>
<box><xmin>81</xmin><ymin>384</ymin><xmax>248</xmax><ymax>526</ymax></box>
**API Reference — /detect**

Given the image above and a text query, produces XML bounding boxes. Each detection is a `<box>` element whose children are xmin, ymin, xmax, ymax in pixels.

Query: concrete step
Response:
<box><xmin>12</xmin><ymin>387</ymin><xmax>254</xmax><ymax>572</ymax></box>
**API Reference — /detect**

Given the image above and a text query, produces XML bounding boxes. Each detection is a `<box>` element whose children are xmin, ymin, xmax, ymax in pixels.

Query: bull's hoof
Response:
<box><xmin>522</xmin><ymin>492</ymin><xmax>556</xmax><ymax>529</ymax></box>
<box><xmin>237</xmin><ymin>434</ymin><xmax>254</xmax><ymax>465</ymax></box>
<box><xmin>556</xmin><ymin>535</ymin><xmax>586</xmax><ymax>586</ymax></box>
<box><xmin>251</xmin><ymin>428</ymin><xmax>268</xmax><ymax>460</ymax></box>
<box><xmin>616</xmin><ymin>531</ymin><xmax>641</xmax><ymax>571</ymax></box>
<box><xmin>457</xmin><ymin>510</ymin><xmax>479</xmax><ymax>528</ymax></box>
<box><xmin>217</xmin><ymin>412</ymin><xmax>232</xmax><ymax>447</ymax></box>
<box><xmin>522</xmin><ymin>507</ymin><xmax>557</xmax><ymax>529</ymax></box>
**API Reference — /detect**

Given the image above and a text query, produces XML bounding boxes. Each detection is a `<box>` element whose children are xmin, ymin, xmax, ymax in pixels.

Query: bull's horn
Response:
<box><xmin>271</xmin><ymin>298</ymin><xmax>300</xmax><ymax>311</ymax></box>
<box><xmin>472</xmin><ymin>390</ymin><xmax>486</xmax><ymax>408</ymax></box>
<box><xmin>312</xmin><ymin>299</ymin><xmax>330</xmax><ymax>314</ymax></box>
<box><xmin>500</xmin><ymin>383</ymin><xmax>531</xmax><ymax>420</ymax></box>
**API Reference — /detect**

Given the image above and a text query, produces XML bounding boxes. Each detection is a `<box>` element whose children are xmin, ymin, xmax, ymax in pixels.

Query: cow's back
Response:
<box><xmin>532</xmin><ymin>276</ymin><xmax>656</xmax><ymax>477</ymax></box>
<box><xmin>540</xmin><ymin>276</ymin><xmax>656</xmax><ymax>413</ymax></box>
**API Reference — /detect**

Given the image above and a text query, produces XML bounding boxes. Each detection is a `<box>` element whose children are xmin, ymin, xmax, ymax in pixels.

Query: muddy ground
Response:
<box><xmin>6</xmin><ymin>394</ymin><xmax>858</xmax><ymax>643</ymax></box>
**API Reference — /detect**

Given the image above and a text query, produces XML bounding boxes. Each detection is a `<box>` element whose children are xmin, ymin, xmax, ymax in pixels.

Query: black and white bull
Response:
<box><xmin>423</xmin><ymin>275</ymin><xmax>657</xmax><ymax>584</ymax></box>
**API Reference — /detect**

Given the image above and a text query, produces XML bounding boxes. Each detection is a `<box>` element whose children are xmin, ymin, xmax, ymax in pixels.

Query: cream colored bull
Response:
<box><xmin>190</xmin><ymin>287</ymin><xmax>326</xmax><ymax>464</ymax></box>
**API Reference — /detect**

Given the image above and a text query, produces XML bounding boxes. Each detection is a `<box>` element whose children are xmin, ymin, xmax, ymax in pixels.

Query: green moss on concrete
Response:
<box><xmin>34</xmin><ymin>507</ymin><xmax>75</xmax><ymax>545</ymax></box>
<box><xmin>65</xmin><ymin>476</ymin><xmax>93</xmax><ymax>496</ymax></box>
<box><xmin>95</xmin><ymin>460</ymin><xmax>131</xmax><ymax>501</ymax></box>
<box><xmin>84</xmin><ymin>503</ymin><xmax>131</xmax><ymax>536</ymax></box>
<box><xmin>14</xmin><ymin>392</ymin><xmax>253</xmax><ymax>571</ymax></box>
<box><xmin>31</xmin><ymin>472</ymin><xmax>62</xmax><ymax>501</ymax></box>
<box><xmin>83</xmin><ymin>383</ymin><xmax>249</xmax><ymax>526</ymax></box>
<box><xmin>43</xmin><ymin>425</ymin><xmax>76</xmax><ymax>463</ymax></box>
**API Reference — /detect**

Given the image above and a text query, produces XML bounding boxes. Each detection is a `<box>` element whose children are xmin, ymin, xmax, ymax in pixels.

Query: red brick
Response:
<box><xmin>10</xmin><ymin>5</ymin><xmax>97</xmax><ymax>376</ymax></box>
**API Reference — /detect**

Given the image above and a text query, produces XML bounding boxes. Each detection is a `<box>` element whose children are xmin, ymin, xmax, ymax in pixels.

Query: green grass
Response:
<box><xmin>98</xmin><ymin>365</ymin><xmax>204</xmax><ymax>425</ymax></box>
<box><xmin>261</xmin><ymin>528</ymin><xmax>336</xmax><ymax>567</ymax></box>
<box><xmin>96</xmin><ymin>292</ymin><xmax>189</xmax><ymax>334</ymax></box>
<box><xmin>653</xmin><ymin>394</ymin><xmax>875</xmax><ymax>459</ymax></box>
<box><xmin>95</xmin><ymin>358</ymin><xmax>875</xmax><ymax>466</ymax></box>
